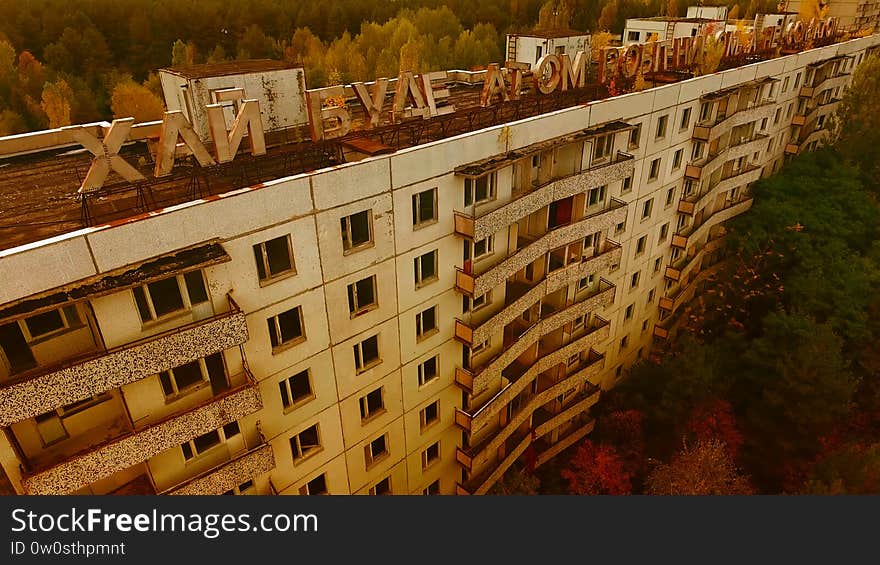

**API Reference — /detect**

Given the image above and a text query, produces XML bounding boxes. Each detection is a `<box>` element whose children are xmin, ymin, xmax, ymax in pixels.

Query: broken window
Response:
<box><xmin>253</xmin><ymin>234</ymin><xmax>295</xmax><ymax>281</ymax></box>
<box><xmin>340</xmin><ymin>210</ymin><xmax>373</xmax><ymax>252</ymax></box>
<box><xmin>267</xmin><ymin>306</ymin><xmax>305</xmax><ymax>349</ymax></box>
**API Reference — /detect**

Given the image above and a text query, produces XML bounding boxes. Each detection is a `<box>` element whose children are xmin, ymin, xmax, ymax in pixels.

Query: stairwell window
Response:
<box><xmin>665</xmin><ymin>188</ymin><xmax>675</xmax><ymax>207</ymax></box>
<box><xmin>672</xmin><ymin>149</ymin><xmax>683</xmax><ymax>170</ymax></box>
<box><xmin>464</xmin><ymin>173</ymin><xmax>496</xmax><ymax>206</ymax></box>
<box><xmin>340</xmin><ymin>210</ymin><xmax>373</xmax><ymax>253</ymax></box>
<box><xmin>631</xmin><ymin>271</ymin><xmax>641</xmax><ymax>289</ymax></box>
<box><xmin>412</xmin><ymin>187</ymin><xmax>438</xmax><ymax>228</ymax></box>
<box><xmin>624</xmin><ymin>304</ymin><xmax>634</xmax><ymax>321</ymax></box>
<box><xmin>267</xmin><ymin>306</ymin><xmax>305</xmax><ymax>351</ymax></box>
<box><xmin>347</xmin><ymin>275</ymin><xmax>378</xmax><ymax>317</ymax></box>
<box><xmin>359</xmin><ymin>386</ymin><xmax>385</xmax><ymax>422</ymax></box>
<box><xmin>622</xmin><ymin>175</ymin><xmax>633</xmax><ymax>193</ymax></box>
<box><xmin>354</xmin><ymin>334</ymin><xmax>381</xmax><ymax>373</ymax></box>
<box><xmin>414</xmin><ymin>250</ymin><xmax>438</xmax><ymax>287</ymax></box>
<box><xmin>659</xmin><ymin>223</ymin><xmax>669</xmax><ymax>243</ymax></box>
<box><xmin>290</xmin><ymin>424</ymin><xmax>322</xmax><ymax>463</ymax></box>
<box><xmin>416</xmin><ymin>305</ymin><xmax>438</xmax><ymax>341</ymax></box>
<box><xmin>253</xmin><ymin>234</ymin><xmax>295</xmax><ymax>283</ymax></box>
<box><xmin>279</xmin><ymin>369</ymin><xmax>313</xmax><ymax>411</ymax></box>
<box><xmin>417</xmin><ymin>355</ymin><xmax>439</xmax><ymax>386</ymax></box>
<box><xmin>365</xmin><ymin>433</ymin><xmax>389</xmax><ymax>468</ymax></box>
<box><xmin>642</xmin><ymin>198</ymin><xmax>654</xmax><ymax>220</ymax></box>
<box><xmin>635</xmin><ymin>235</ymin><xmax>647</xmax><ymax>255</ymax></box>
<box><xmin>133</xmin><ymin>271</ymin><xmax>208</xmax><ymax>324</ymax></box>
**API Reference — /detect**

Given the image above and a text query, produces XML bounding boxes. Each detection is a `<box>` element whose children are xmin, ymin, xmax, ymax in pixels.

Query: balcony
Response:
<box><xmin>458</xmin><ymin>413</ymin><xmax>597</xmax><ymax>495</ymax></box>
<box><xmin>691</xmin><ymin>99</ymin><xmax>775</xmax><ymax>143</ymax></box>
<box><xmin>455</xmin><ymin>200</ymin><xmax>627</xmax><ymax>298</ymax></box>
<box><xmin>454</xmin><ymin>241</ymin><xmax>621</xmax><ymax>345</ymax></box>
<box><xmin>0</xmin><ymin>294</ymin><xmax>248</xmax><ymax>427</ymax></box>
<box><xmin>686</xmin><ymin>133</ymin><xmax>767</xmax><ymax>180</ymax></box>
<box><xmin>463</xmin><ymin>280</ymin><xmax>614</xmax><ymax>396</ymax></box>
<box><xmin>677</xmin><ymin>197</ymin><xmax>754</xmax><ymax>249</ymax></box>
<box><xmin>677</xmin><ymin>165</ymin><xmax>761</xmax><ymax>225</ymax></box>
<box><xmin>785</xmin><ymin>143</ymin><xmax>800</xmax><ymax>155</ymax></box>
<box><xmin>21</xmin><ymin>367</ymin><xmax>262</xmax><ymax>495</ymax></box>
<box><xmin>661</xmin><ymin>235</ymin><xmax>727</xmax><ymax>314</ymax></box>
<box><xmin>454</xmin><ymin>151</ymin><xmax>634</xmax><ymax>242</ymax></box>
<box><xmin>166</xmin><ymin>444</ymin><xmax>276</xmax><ymax>495</ymax></box>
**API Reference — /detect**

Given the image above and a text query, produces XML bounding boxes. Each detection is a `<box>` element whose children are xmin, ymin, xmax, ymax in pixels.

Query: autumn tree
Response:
<box><xmin>646</xmin><ymin>439</ymin><xmax>754</xmax><ymax>495</ymax></box>
<box><xmin>40</xmin><ymin>79</ymin><xmax>73</xmax><ymax>128</ymax></box>
<box><xmin>597</xmin><ymin>0</ymin><xmax>619</xmax><ymax>32</ymax></box>
<box><xmin>561</xmin><ymin>440</ymin><xmax>633</xmax><ymax>495</ymax></box>
<box><xmin>0</xmin><ymin>109</ymin><xmax>26</xmax><ymax>135</ymax></box>
<box><xmin>833</xmin><ymin>55</ymin><xmax>880</xmax><ymax>185</ymax></box>
<box><xmin>683</xmin><ymin>400</ymin><xmax>743</xmax><ymax>459</ymax></box>
<box><xmin>489</xmin><ymin>465</ymin><xmax>542</xmax><ymax>494</ymax></box>
<box><xmin>110</xmin><ymin>79</ymin><xmax>165</xmax><ymax>122</ymax></box>
<box><xmin>804</xmin><ymin>443</ymin><xmax>880</xmax><ymax>494</ymax></box>
<box><xmin>666</xmin><ymin>0</ymin><xmax>679</xmax><ymax>17</ymax></box>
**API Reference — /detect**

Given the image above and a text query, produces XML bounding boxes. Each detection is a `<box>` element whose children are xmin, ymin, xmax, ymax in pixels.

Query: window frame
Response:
<box><xmin>340</xmin><ymin>210</ymin><xmax>374</xmax><ymax>254</ymax></box>
<box><xmin>347</xmin><ymin>275</ymin><xmax>378</xmax><ymax>318</ymax></box>
<box><xmin>133</xmin><ymin>270</ymin><xmax>209</xmax><ymax>325</ymax></box>
<box><xmin>417</xmin><ymin>355</ymin><xmax>439</xmax><ymax>387</ymax></box>
<box><xmin>412</xmin><ymin>187</ymin><xmax>438</xmax><ymax>228</ymax></box>
<box><xmin>267</xmin><ymin>306</ymin><xmax>306</xmax><ymax>352</ymax></box>
<box><xmin>290</xmin><ymin>423</ymin><xmax>322</xmax><ymax>463</ymax></box>
<box><xmin>279</xmin><ymin>369</ymin><xmax>314</xmax><ymax>412</ymax></box>
<box><xmin>354</xmin><ymin>334</ymin><xmax>381</xmax><ymax>373</ymax></box>
<box><xmin>253</xmin><ymin>234</ymin><xmax>296</xmax><ymax>284</ymax></box>
<box><xmin>415</xmin><ymin>305</ymin><xmax>439</xmax><ymax>341</ymax></box>
<box><xmin>414</xmin><ymin>250</ymin><xmax>439</xmax><ymax>288</ymax></box>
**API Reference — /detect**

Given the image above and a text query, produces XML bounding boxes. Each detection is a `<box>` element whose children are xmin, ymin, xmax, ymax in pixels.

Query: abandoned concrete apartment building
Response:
<box><xmin>0</xmin><ymin>28</ymin><xmax>877</xmax><ymax>496</ymax></box>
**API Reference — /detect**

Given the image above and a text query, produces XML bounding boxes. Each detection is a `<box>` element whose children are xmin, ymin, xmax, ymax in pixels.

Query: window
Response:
<box><xmin>627</xmin><ymin>31</ymin><xmax>640</xmax><ymax>42</ymax></box>
<box><xmin>416</xmin><ymin>305</ymin><xmax>438</xmax><ymax>340</ymax></box>
<box><xmin>672</xmin><ymin>149</ymin><xmax>683</xmax><ymax>170</ymax></box>
<box><xmin>535</xmin><ymin>45</ymin><xmax>543</xmax><ymax>63</ymax></box>
<box><xmin>641</xmin><ymin>199</ymin><xmax>654</xmax><ymax>219</ymax></box>
<box><xmin>420</xmin><ymin>400</ymin><xmax>440</xmax><ymax>430</ymax></box>
<box><xmin>760</xmin><ymin>117</ymin><xmax>768</xmax><ymax>132</ymax></box>
<box><xmin>267</xmin><ymin>306</ymin><xmax>305</xmax><ymax>350</ymax></box>
<box><xmin>159</xmin><ymin>354</ymin><xmax>224</xmax><ymax>398</ymax></box>
<box><xmin>624</xmin><ymin>304</ymin><xmax>634</xmax><ymax>320</ymax></box>
<box><xmin>340</xmin><ymin>210</ymin><xmax>373</xmax><ymax>252</ymax></box>
<box><xmin>631</xmin><ymin>271</ymin><xmax>641</xmax><ymax>289</ymax></box>
<box><xmin>588</xmin><ymin>185</ymin><xmax>607</xmax><ymax>206</ymax></box>
<box><xmin>279</xmin><ymin>369</ymin><xmax>313</xmax><ymax>410</ymax></box>
<box><xmin>422</xmin><ymin>441</ymin><xmax>440</xmax><ymax>469</ymax></box>
<box><xmin>290</xmin><ymin>424</ymin><xmax>321</xmax><ymax>462</ymax></box>
<box><xmin>412</xmin><ymin>188</ymin><xmax>438</xmax><ymax>227</ymax></box>
<box><xmin>647</xmin><ymin>288</ymin><xmax>655</xmax><ymax>303</ymax></box>
<box><xmin>622</xmin><ymin>175</ymin><xmax>633</xmax><ymax>193</ymax></box>
<box><xmin>648</xmin><ymin>158</ymin><xmax>661</xmax><ymax>181</ymax></box>
<box><xmin>365</xmin><ymin>434</ymin><xmax>389</xmax><ymax>467</ymax></box>
<box><xmin>299</xmin><ymin>473</ymin><xmax>328</xmax><ymax>495</ymax></box>
<box><xmin>464</xmin><ymin>174</ymin><xmax>496</xmax><ymax>206</ymax></box>
<box><xmin>635</xmin><ymin>235</ymin><xmax>647</xmax><ymax>255</ymax></box>
<box><xmin>181</xmin><ymin>428</ymin><xmax>222</xmax><ymax>461</ymax></box>
<box><xmin>620</xmin><ymin>335</ymin><xmax>629</xmax><ymax>349</ymax></box>
<box><xmin>615</xmin><ymin>221</ymin><xmax>626</xmax><ymax>235</ymax></box>
<box><xmin>354</xmin><ymin>334</ymin><xmax>381</xmax><ymax>372</ymax></box>
<box><xmin>665</xmin><ymin>188</ymin><xmax>675</xmax><ymax>207</ymax></box>
<box><xmin>680</xmin><ymin>107</ymin><xmax>692</xmax><ymax>130</ymax></box>
<box><xmin>654</xmin><ymin>257</ymin><xmax>662</xmax><ymax>273</ymax></box>
<box><xmin>594</xmin><ymin>134</ymin><xmax>613</xmax><ymax>161</ymax></box>
<box><xmin>658</xmin><ymin>223</ymin><xmax>669</xmax><ymax>242</ymax></box>
<box><xmin>423</xmin><ymin>480</ymin><xmax>441</xmax><ymax>495</ymax></box>
<box><xmin>471</xmin><ymin>339</ymin><xmax>490</xmax><ymax>355</ymax></box>
<box><xmin>782</xmin><ymin>76</ymin><xmax>790</xmax><ymax>92</ymax></box>
<box><xmin>418</xmin><ymin>355</ymin><xmax>439</xmax><ymax>386</ymax></box>
<box><xmin>253</xmin><ymin>235</ymin><xmax>295</xmax><ymax>282</ymax></box>
<box><xmin>133</xmin><ymin>271</ymin><xmax>208</xmax><ymax>323</ymax></box>
<box><xmin>359</xmin><ymin>386</ymin><xmax>385</xmax><ymax>421</ymax></box>
<box><xmin>691</xmin><ymin>141</ymin><xmax>704</xmax><ymax>160</ymax></box>
<box><xmin>656</xmin><ymin>115</ymin><xmax>668</xmax><ymax>138</ymax></box>
<box><xmin>473</xmin><ymin>236</ymin><xmax>494</xmax><ymax>260</ymax></box>
<box><xmin>773</xmin><ymin>108</ymin><xmax>781</xmax><ymax>125</ymax></box>
<box><xmin>22</xmin><ymin>305</ymin><xmax>82</xmax><ymax>341</ymax></box>
<box><xmin>628</xmin><ymin>124</ymin><xmax>641</xmax><ymax>149</ymax></box>
<box><xmin>347</xmin><ymin>275</ymin><xmax>377</xmax><ymax>317</ymax></box>
<box><xmin>369</xmin><ymin>476</ymin><xmax>392</xmax><ymax>495</ymax></box>
<box><xmin>414</xmin><ymin>250</ymin><xmax>438</xmax><ymax>287</ymax></box>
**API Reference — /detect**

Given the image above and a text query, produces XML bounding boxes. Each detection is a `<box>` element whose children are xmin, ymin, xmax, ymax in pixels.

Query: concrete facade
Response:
<box><xmin>0</xmin><ymin>34</ymin><xmax>878</xmax><ymax>496</ymax></box>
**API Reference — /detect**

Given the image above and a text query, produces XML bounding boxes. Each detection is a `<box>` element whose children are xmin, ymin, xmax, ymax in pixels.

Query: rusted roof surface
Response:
<box><xmin>0</xmin><ymin>242</ymin><xmax>229</xmax><ymax>322</ymax></box>
<box><xmin>160</xmin><ymin>59</ymin><xmax>301</xmax><ymax>79</ymax></box>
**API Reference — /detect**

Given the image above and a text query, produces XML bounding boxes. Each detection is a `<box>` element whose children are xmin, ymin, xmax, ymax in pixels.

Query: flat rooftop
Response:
<box><xmin>0</xmin><ymin>35</ymin><xmax>866</xmax><ymax>254</ymax></box>
<box><xmin>159</xmin><ymin>59</ymin><xmax>302</xmax><ymax>78</ymax></box>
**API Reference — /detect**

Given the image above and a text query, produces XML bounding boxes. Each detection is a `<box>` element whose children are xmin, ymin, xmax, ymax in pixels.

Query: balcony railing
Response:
<box><xmin>676</xmin><ymin>197</ymin><xmax>754</xmax><ymax>246</ymax></box>
<box><xmin>21</xmin><ymin>366</ymin><xmax>262</xmax><ymax>495</ymax></box>
<box><xmin>453</xmin><ymin>151</ymin><xmax>634</xmax><ymax>242</ymax></box>
<box><xmin>692</xmin><ymin>99</ymin><xmax>775</xmax><ymax>143</ymax></box>
<box><xmin>166</xmin><ymin>444</ymin><xmax>276</xmax><ymax>495</ymax></box>
<box><xmin>678</xmin><ymin>164</ymin><xmax>761</xmax><ymax>219</ymax></box>
<box><xmin>0</xmin><ymin>294</ymin><xmax>248</xmax><ymax>427</ymax></box>
<box><xmin>454</xmin><ymin>241</ymin><xmax>621</xmax><ymax>345</ymax></box>
<box><xmin>461</xmin><ymin>280</ymin><xmax>614</xmax><ymax>396</ymax></box>
<box><xmin>455</xmin><ymin>201</ymin><xmax>627</xmax><ymax>297</ymax></box>
<box><xmin>686</xmin><ymin>133</ymin><xmax>767</xmax><ymax>180</ymax></box>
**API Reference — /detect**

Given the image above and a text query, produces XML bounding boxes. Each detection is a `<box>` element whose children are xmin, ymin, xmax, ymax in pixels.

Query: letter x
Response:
<box><xmin>70</xmin><ymin>118</ymin><xmax>146</xmax><ymax>194</ymax></box>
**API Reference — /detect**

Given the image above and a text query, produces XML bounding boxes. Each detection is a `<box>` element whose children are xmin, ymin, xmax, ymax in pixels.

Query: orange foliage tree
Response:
<box><xmin>561</xmin><ymin>439</ymin><xmax>633</xmax><ymax>495</ymax></box>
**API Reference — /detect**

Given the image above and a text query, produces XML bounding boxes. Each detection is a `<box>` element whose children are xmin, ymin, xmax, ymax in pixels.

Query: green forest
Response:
<box><xmin>496</xmin><ymin>55</ymin><xmax>880</xmax><ymax>495</ymax></box>
<box><xmin>0</xmin><ymin>0</ymin><xmax>777</xmax><ymax>134</ymax></box>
